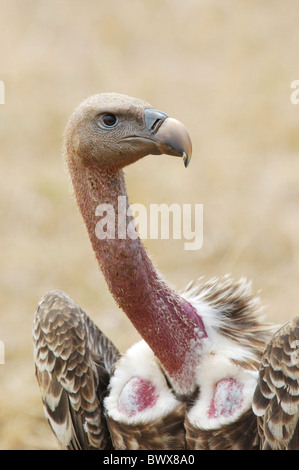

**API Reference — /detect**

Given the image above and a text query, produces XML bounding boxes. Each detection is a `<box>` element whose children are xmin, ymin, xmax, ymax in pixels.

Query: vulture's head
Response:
<box><xmin>65</xmin><ymin>93</ymin><xmax>192</xmax><ymax>170</ymax></box>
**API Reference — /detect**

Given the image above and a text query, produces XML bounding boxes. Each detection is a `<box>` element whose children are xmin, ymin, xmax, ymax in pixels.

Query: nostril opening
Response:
<box><xmin>151</xmin><ymin>119</ymin><xmax>161</xmax><ymax>131</ymax></box>
<box><xmin>144</xmin><ymin>108</ymin><xmax>168</xmax><ymax>133</ymax></box>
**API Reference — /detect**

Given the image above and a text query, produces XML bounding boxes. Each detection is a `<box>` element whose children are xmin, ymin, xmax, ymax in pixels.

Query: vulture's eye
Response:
<box><xmin>97</xmin><ymin>113</ymin><xmax>118</xmax><ymax>129</ymax></box>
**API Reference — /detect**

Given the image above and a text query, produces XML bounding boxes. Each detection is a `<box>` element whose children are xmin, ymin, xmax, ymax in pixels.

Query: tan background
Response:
<box><xmin>1</xmin><ymin>0</ymin><xmax>299</xmax><ymax>449</ymax></box>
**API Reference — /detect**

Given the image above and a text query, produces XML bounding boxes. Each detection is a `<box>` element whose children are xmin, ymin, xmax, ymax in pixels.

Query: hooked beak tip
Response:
<box><xmin>183</xmin><ymin>152</ymin><xmax>191</xmax><ymax>168</ymax></box>
<box><xmin>152</xmin><ymin>116</ymin><xmax>193</xmax><ymax>167</ymax></box>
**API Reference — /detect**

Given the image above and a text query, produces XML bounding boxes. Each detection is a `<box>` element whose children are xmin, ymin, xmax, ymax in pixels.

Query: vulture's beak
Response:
<box><xmin>144</xmin><ymin>108</ymin><xmax>192</xmax><ymax>168</ymax></box>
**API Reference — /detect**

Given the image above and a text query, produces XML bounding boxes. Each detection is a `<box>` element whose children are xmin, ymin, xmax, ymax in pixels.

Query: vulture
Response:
<box><xmin>33</xmin><ymin>93</ymin><xmax>299</xmax><ymax>450</ymax></box>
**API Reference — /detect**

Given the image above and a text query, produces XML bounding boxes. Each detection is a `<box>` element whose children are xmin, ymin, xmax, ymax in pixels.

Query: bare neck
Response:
<box><xmin>68</xmin><ymin>156</ymin><xmax>207</xmax><ymax>394</ymax></box>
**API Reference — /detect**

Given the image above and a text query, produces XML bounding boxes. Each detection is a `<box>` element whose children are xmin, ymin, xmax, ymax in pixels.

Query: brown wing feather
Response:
<box><xmin>107</xmin><ymin>403</ymin><xmax>186</xmax><ymax>450</ymax></box>
<box><xmin>33</xmin><ymin>290</ymin><xmax>120</xmax><ymax>449</ymax></box>
<box><xmin>185</xmin><ymin>408</ymin><xmax>259</xmax><ymax>450</ymax></box>
<box><xmin>252</xmin><ymin>316</ymin><xmax>299</xmax><ymax>449</ymax></box>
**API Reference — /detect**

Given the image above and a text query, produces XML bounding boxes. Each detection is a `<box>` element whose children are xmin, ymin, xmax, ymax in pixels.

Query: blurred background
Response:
<box><xmin>0</xmin><ymin>0</ymin><xmax>299</xmax><ymax>449</ymax></box>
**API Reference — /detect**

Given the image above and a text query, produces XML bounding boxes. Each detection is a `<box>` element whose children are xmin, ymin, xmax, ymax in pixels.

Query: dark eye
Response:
<box><xmin>97</xmin><ymin>113</ymin><xmax>118</xmax><ymax>129</ymax></box>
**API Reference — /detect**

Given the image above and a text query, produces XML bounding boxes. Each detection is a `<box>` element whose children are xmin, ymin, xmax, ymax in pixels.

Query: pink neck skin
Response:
<box><xmin>68</xmin><ymin>158</ymin><xmax>207</xmax><ymax>394</ymax></box>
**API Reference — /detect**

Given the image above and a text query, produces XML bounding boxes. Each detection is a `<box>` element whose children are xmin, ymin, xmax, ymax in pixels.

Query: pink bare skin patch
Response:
<box><xmin>208</xmin><ymin>378</ymin><xmax>243</xmax><ymax>419</ymax></box>
<box><xmin>117</xmin><ymin>376</ymin><xmax>158</xmax><ymax>417</ymax></box>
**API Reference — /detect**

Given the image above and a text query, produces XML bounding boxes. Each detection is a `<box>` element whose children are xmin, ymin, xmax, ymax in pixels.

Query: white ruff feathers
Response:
<box><xmin>104</xmin><ymin>341</ymin><xmax>181</xmax><ymax>425</ymax></box>
<box><xmin>106</xmin><ymin>275</ymin><xmax>274</xmax><ymax>429</ymax></box>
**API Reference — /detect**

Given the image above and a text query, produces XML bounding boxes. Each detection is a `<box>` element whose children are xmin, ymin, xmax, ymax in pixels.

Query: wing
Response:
<box><xmin>33</xmin><ymin>290</ymin><xmax>120</xmax><ymax>449</ymax></box>
<box><xmin>107</xmin><ymin>404</ymin><xmax>186</xmax><ymax>450</ymax></box>
<box><xmin>252</xmin><ymin>316</ymin><xmax>299</xmax><ymax>449</ymax></box>
<box><xmin>185</xmin><ymin>408</ymin><xmax>259</xmax><ymax>450</ymax></box>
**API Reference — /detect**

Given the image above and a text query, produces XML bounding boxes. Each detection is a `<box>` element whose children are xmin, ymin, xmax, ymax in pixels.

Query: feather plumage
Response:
<box><xmin>252</xmin><ymin>316</ymin><xmax>299</xmax><ymax>449</ymax></box>
<box><xmin>185</xmin><ymin>408</ymin><xmax>259</xmax><ymax>450</ymax></box>
<box><xmin>33</xmin><ymin>290</ymin><xmax>119</xmax><ymax>449</ymax></box>
<box><xmin>33</xmin><ymin>93</ymin><xmax>299</xmax><ymax>450</ymax></box>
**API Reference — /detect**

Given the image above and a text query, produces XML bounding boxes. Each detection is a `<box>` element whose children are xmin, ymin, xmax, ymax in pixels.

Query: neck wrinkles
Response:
<box><xmin>68</xmin><ymin>157</ymin><xmax>207</xmax><ymax>393</ymax></box>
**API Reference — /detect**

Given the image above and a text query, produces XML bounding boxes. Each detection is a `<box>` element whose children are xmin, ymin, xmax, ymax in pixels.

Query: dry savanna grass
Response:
<box><xmin>0</xmin><ymin>0</ymin><xmax>299</xmax><ymax>449</ymax></box>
